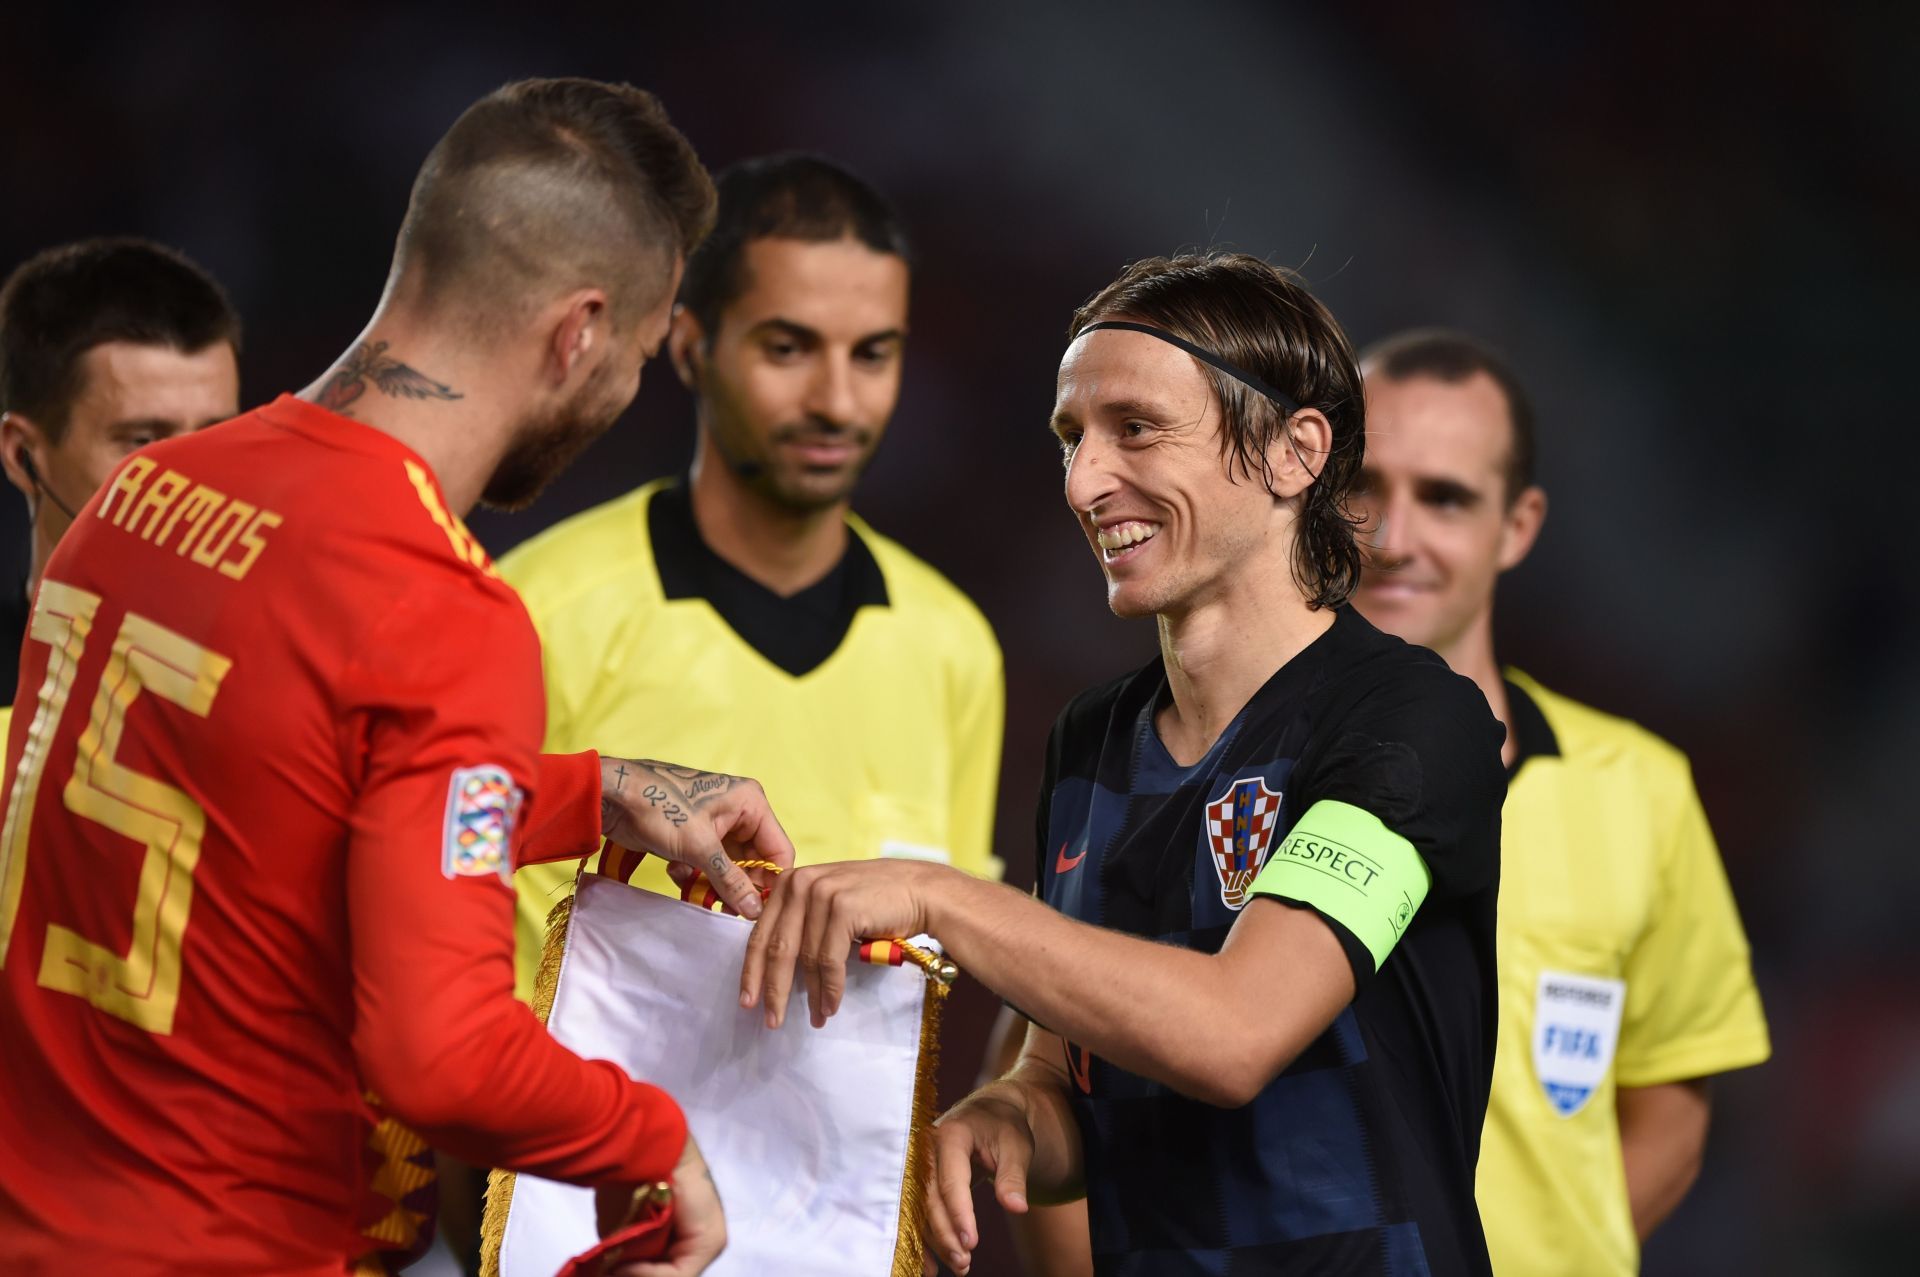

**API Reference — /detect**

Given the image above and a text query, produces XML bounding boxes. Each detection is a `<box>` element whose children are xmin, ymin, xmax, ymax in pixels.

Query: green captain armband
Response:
<box><xmin>1248</xmin><ymin>799</ymin><xmax>1431</xmax><ymax>973</ymax></box>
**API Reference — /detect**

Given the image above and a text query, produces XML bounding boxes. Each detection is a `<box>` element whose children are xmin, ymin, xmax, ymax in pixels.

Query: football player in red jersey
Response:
<box><xmin>0</xmin><ymin>78</ymin><xmax>790</xmax><ymax>1277</ymax></box>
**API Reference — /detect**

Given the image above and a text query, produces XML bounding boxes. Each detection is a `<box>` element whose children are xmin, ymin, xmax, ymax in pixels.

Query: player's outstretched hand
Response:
<box><xmin>594</xmin><ymin>1135</ymin><xmax>727</xmax><ymax>1277</ymax></box>
<box><xmin>739</xmin><ymin>860</ymin><xmax>943</xmax><ymax>1029</ymax></box>
<box><xmin>599</xmin><ymin>757</ymin><xmax>796</xmax><ymax>921</ymax></box>
<box><xmin>921</xmin><ymin>1084</ymin><xmax>1038</xmax><ymax>1276</ymax></box>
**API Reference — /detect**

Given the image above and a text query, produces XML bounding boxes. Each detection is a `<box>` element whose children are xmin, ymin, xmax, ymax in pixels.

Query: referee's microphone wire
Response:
<box><xmin>20</xmin><ymin>452</ymin><xmax>81</xmax><ymax>523</ymax></box>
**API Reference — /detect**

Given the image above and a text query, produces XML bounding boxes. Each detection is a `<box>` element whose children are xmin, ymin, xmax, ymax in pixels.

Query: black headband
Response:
<box><xmin>1078</xmin><ymin>320</ymin><xmax>1302</xmax><ymax>416</ymax></box>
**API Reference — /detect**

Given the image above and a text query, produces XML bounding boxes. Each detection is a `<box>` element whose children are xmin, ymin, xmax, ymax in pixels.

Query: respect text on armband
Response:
<box><xmin>1275</xmin><ymin>831</ymin><xmax>1384</xmax><ymax>892</ymax></box>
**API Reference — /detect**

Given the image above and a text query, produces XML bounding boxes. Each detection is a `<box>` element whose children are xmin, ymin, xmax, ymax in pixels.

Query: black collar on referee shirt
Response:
<box><xmin>649</xmin><ymin>476</ymin><xmax>889</xmax><ymax>678</ymax></box>
<box><xmin>1502</xmin><ymin>677</ymin><xmax>1561</xmax><ymax>779</ymax></box>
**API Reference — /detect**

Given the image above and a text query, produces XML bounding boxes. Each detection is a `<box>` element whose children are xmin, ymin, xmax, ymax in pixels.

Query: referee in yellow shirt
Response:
<box><xmin>1350</xmin><ymin>329</ymin><xmax>1770</xmax><ymax>1275</ymax></box>
<box><xmin>500</xmin><ymin>153</ymin><xmax>1003</xmax><ymax>1000</ymax></box>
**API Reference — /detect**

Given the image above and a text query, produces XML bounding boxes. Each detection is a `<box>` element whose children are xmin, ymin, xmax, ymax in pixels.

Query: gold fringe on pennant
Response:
<box><xmin>478</xmin><ymin>892</ymin><xmax>575</xmax><ymax>1277</ymax></box>
<box><xmin>892</xmin><ymin>967</ymin><xmax>951</xmax><ymax>1277</ymax></box>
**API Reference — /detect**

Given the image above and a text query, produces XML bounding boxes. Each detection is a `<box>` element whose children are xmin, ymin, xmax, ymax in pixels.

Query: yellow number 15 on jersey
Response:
<box><xmin>0</xmin><ymin>579</ymin><xmax>232</xmax><ymax>1035</ymax></box>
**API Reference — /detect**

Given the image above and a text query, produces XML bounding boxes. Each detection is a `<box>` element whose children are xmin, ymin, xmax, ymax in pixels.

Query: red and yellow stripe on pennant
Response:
<box><xmin>860</xmin><ymin>939</ymin><xmax>906</xmax><ymax>968</ymax></box>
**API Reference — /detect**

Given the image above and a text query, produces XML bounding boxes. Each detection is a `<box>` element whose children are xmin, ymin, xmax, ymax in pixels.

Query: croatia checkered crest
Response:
<box><xmin>1204</xmin><ymin>777</ymin><xmax>1284</xmax><ymax>909</ymax></box>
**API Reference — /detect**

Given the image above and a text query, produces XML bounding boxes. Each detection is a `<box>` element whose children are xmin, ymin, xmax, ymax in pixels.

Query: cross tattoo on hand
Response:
<box><xmin>614</xmin><ymin>764</ymin><xmax>629</xmax><ymax>791</ymax></box>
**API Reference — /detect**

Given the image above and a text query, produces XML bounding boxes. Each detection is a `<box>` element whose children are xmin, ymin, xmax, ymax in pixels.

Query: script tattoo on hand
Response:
<box><xmin>684</xmin><ymin>773</ymin><xmax>731</xmax><ymax>800</ymax></box>
<box><xmin>315</xmin><ymin>340</ymin><xmax>463</xmax><ymax>417</ymax></box>
<box><xmin>635</xmin><ymin>760</ymin><xmax>739</xmax><ymax>810</ymax></box>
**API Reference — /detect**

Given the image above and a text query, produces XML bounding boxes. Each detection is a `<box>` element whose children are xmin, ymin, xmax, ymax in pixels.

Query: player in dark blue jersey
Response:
<box><xmin>742</xmin><ymin>252</ymin><xmax>1505</xmax><ymax>1276</ymax></box>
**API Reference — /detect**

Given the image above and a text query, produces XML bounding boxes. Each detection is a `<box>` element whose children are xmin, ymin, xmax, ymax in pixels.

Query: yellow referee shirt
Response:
<box><xmin>1478</xmin><ymin>671</ymin><xmax>1770</xmax><ymax>1276</ymax></box>
<box><xmin>499</xmin><ymin>478</ymin><xmax>1004</xmax><ymax>1000</ymax></box>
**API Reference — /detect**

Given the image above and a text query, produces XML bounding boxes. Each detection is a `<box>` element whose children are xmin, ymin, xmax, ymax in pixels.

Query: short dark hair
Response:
<box><xmin>678</xmin><ymin>152</ymin><xmax>911</xmax><ymax>337</ymax></box>
<box><xmin>1360</xmin><ymin>328</ymin><xmax>1536</xmax><ymax>502</ymax></box>
<box><xmin>1069</xmin><ymin>252</ymin><xmax>1366</xmax><ymax>611</ymax></box>
<box><xmin>395</xmin><ymin>77</ymin><xmax>715</xmax><ymax>327</ymax></box>
<box><xmin>0</xmin><ymin>237</ymin><xmax>240</xmax><ymax>442</ymax></box>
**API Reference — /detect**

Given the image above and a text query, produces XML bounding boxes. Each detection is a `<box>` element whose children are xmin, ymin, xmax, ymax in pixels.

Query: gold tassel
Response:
<box><xmin>478</xmin><ymin>893</ymin><xmax>575</xmax><ymax>1277</ymax></box>
<box><xmin>892</xmin><ymin>972</ymin><xmax>950</xmax><ymax>1276</ymax></box>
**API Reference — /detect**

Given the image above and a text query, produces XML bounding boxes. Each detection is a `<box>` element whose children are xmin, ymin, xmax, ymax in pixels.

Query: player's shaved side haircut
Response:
<box><xmin>678</xmin><ymin>152</ymin><xmax>911</xmax><ymax>338</ymax></box>
<box><xmin>1360</xmin><ymin>328</ymin><xmax>1537</xmax><ymax>505</ymax></box>
<box><xmin>0</xmin><ymin>237</ymin><xmax>240</xmax><ymax>443</ymax></box>
<box><xmin>1070</xmin><ymin>252</ymin><xmax>1366</xmax><ymax>611</ymax></box>
<box><xmin>394</xmin><ymin>77</ymin><xmax>715</xmax><ymax>329</ymax></box>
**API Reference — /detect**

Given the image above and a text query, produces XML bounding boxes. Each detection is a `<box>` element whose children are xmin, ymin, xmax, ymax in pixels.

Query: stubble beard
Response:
<box><xmin>481</xmin><ymin>374</ymin><xmax>626</xmax><ymax>513</ymax></box>
<box><xmin>702</xmin><ymin>392</ymin><xmax>876</xmax><ymax>515</ymax></box>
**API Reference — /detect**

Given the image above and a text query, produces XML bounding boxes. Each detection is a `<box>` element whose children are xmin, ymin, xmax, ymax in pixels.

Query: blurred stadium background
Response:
<box><xmin>3</xmin><ymin>2</ymin><xmax>1914</xmax><ymax>1272</ymax></box>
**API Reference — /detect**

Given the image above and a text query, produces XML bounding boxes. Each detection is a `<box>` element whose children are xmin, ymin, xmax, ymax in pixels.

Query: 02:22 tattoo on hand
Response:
<box><xmin>640</xmin><ymin>783</ymin><xmax>688</xmax><ymax>827</ymax></box>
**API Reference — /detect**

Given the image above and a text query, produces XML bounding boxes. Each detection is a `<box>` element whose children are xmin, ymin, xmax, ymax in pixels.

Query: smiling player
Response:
<box><xmin>740</xmin><ymin>253</ymin><xmax>1508</xmax><ymax>1276</ymax></box>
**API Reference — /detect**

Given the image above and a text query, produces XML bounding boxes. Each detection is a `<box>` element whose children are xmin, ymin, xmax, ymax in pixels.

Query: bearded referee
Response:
<box><xmin>743</xmin><ymin>253</ymin><xmax>1508</xmax><ymax>1276</ymax></box>
<box><xmin>0</xmin><ymin>79</ymin><xmax>796</xmax><ymax>1277</ymax></box>
<box><xmin>1351</xmin><ymin>330</ymin><xmax>1769</xmax><ymax>1276</ymax></box>
<box><xmin>500</xmin><ymin>153</ymin><xmax>1002</xmax><ymax>998</ymax></box>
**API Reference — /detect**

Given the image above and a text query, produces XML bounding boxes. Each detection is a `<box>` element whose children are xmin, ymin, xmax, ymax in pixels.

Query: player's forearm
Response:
<box><xmin>1618</xmin><ymin>1080</ymin><xmax>1712</xmax><ymax>1239</ymax></box>
<box><xmin>358</xmin><ymin>996</ymin><xmax>686</xmax><ymax>1187</ymax></box>
<box><xmin>926</xmin><ymin>875</ymin><xmax>1288</xmax><ymax>1105</ymax></box>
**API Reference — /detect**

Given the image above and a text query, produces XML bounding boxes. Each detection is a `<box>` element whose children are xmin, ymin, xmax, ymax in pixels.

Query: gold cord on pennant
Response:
<box><xmin>477</xmin><ymin>893</ymin><xmax>575</xmax><ymax>1277</ymax></box>
<box><xmin>892</xmin><ymin>969</ymin><xmax>949</xmax><ymax>1275</ymax></box>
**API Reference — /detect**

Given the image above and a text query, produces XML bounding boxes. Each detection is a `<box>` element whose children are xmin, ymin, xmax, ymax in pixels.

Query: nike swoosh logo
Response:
<box><xmin>1055</xmin><ymin>840</ymin><xmax>1087</xmax><ymax>873</ymax></box>
<box><xmin>1066</xmin><ymin>1041</ymin><xmax>1092</xmax><ymax>1094</ymax></box>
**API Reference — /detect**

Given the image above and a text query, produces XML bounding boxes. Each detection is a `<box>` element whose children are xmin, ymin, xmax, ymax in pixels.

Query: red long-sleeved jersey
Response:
<box><xmin>0</xmin><ymin>395</ymin><xmax>684</xmax><ymax>1276</ymax></box>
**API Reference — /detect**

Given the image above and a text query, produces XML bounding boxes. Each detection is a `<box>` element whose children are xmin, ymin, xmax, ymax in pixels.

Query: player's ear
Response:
<box><xmin>1497</xmin><ymin>484</ymin><xmax>1548</xmax><ymax>571</ymax></box>
<box><xmin>667</xmin><ymin>306</ymin><xmax>704</xmax><ymax>390</ymax></box>
<box><xmin>548</xmin><ymin>288</ymin><xmax>611</xmax><ymax>384</ymax></box>
<box><xmin>0</xmin><ymin>411</ymin><xmax>44</xmax><ymax>500</ymax></box>
<box><xmin>1266</xmin><ymin>408</ymin><xmax>1332</xmax><ymax>502</ymax></box>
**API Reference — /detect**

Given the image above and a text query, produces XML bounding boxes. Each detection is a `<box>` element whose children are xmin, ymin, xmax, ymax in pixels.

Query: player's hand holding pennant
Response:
<box><xmin>594</xmin><ymin>757</ymin><xmax>795</xmax><ymax>920</ymax></box>
<box><xmin>740</xmin><ymin>859</ymin><xmax>943</xmax><ymax>1029</ymax></box>
<box><xmin>483</xmin><ymin>864</ymin><xmax>950</xmax><ymax>1277</ymax></box>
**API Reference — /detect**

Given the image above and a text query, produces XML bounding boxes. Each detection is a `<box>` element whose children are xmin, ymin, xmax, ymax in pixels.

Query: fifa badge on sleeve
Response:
<box><xmin>442</xmin><ymin>765</ymin><xmax>524</xmax><ymax>885</ymax></box>
<box><xmin>1533</xmin><ymin>970</ymin><xmax>1626</xmax><ymax>1117</ymax></box>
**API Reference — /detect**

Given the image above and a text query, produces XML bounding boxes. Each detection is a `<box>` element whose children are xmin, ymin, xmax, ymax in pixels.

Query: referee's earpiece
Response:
<box><xmin>15</xmin><ymin>445</ymin><xmax>81</xmax><ymax>522</ymax></box>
